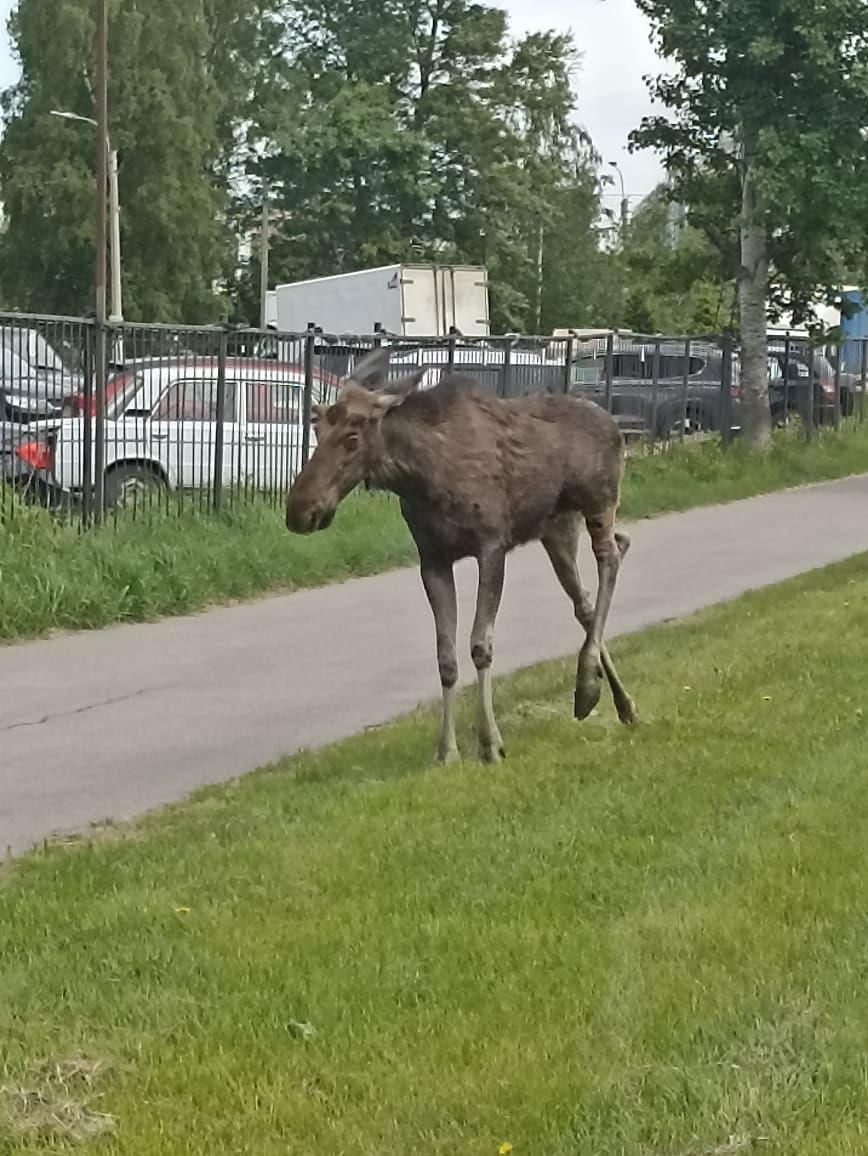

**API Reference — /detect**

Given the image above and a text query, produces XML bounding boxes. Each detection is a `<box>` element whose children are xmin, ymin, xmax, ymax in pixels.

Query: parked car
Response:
<box><xmin>14</xmin><ymin>357</ymin><xmax>340</xmax><ymax>508</ymax></box>
<box><xmin>567</xmin><ymin>340</ymin><xmax>740</xmax><ymax>438</ymax></box>
<box><xmin>765</xmin><ymin>342</ymin><xmax>842</xmax><ymax>425</ymax></box>
<box><xmin>0</xmin><ymin>323</ymin><xmax>86</xmax><ymax>432</ymax></box>
<box><xmin>387</xmin><ymin>342</ymin><xmax>564</xmax><ymax>396</ymax></box>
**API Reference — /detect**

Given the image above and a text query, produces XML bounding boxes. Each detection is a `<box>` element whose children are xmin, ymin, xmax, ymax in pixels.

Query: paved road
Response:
<box><xmin>3</xmin><ymin>474</ymin><xmax>868</xmax><ymax>856</ymax></box>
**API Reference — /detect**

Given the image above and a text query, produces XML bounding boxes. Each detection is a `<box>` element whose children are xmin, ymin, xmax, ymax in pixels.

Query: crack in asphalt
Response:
<box><xmin>1</xmin><ymin>684</ymin><xmax>169</xmax><ymax>732</ymax></box>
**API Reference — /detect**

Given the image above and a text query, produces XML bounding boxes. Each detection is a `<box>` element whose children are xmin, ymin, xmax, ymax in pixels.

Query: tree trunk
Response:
<box><xmin>737</xmin><ymin>161</ymin><xmax>771</xmax><ymax>448</ymax></box>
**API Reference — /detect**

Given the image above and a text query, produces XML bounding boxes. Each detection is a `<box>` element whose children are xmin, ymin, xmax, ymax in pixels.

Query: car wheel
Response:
<box><xmin>104</xmin><ymin>463</ymin><xmax>166</xmax><ymax>510</ymax></box>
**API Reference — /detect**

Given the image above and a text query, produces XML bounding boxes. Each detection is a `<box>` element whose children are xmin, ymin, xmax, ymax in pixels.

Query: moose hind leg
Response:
<box><xmin>575</xmin><ymin>513</ymin><xmax>626</xmax><ymax>721</ymax></box>
<box><xmin>420</xmin><ymin>559</ymin><xmax>460</xmax><ymax>764</ymax></box>
<box><xmin>471</xmin><ymin>550</ymin><xmax>506</xmax><ymax>763</ymax></box>
<box><xmin>541</xmin><ymin>516</ymin><xmax>637</xmax><ymax>725</ymax></box>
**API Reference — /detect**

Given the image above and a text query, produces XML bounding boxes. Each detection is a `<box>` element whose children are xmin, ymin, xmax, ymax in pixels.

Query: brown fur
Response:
<box><xmin>286</xmin><ymin>348</ymin><xmax>637</xmax><ymax>763</ymax></box>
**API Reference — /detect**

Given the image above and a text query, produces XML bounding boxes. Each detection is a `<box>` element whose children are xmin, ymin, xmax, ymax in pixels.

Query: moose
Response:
<box><xmin>285</xmin><ymin>346</ymin><xmax>636</xmax><ymax>763</ymax></box>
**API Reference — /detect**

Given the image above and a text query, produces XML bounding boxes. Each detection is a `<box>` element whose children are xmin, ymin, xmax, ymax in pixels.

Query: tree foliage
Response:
<box><xmin>630</xmin><ymin>0</ymin><xmax>868</xmax><ymax>444</ymax></box>
<box><xmin>231</xmin><ymin>0</ymin><xmax>603</xmax><ymax>331</ymax></box>
<box><xmin>0</xmin><ymin>0</ymin><xmax>230</xmax><ymax>320</ymax></box>
<box><xmin>616</xmin><ymin>186</ymin><xmax>736</xmax><ymax>335</ymax></box>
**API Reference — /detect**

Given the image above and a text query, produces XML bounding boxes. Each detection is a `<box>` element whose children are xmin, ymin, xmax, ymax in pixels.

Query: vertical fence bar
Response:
<box><xmin>860</xmin><ymin>339</ymin><xmax>867</xmax><ymax>424</ymax></box>
<box><xmin>720</xmin><ymin>334</ymin><xmax>733</xmax><ymax>449</ymax></box>
<box><xmin>782</xmin><ymin>333</ymin><xmax>791</xmax><ymax>425</ymax></box>
<box><xmin>604</xmin><ymin>332</ymin><xmax>614</xmax><ymax>413</ymax></box>
<box><xmin>832</xmin><ymin>342</ymin><xmax>842</xmax><ymax>430</ymax></box>
<box><xmin>805</xmin><ymin>336</ymin><xmax>815</xmax><ymax>443</ymax></box>
<box><xmin>301</xmin><ymin>324</ymin><xmax>316</xmax><ymax>466</ymax></box>
<box><xmin>563</xmin><ymin>335</ymin><xmax>574</xmax><ymax>394</ymax></box>
<box><xmin>212</xmin><ymin>325</ymin><xmax>228</xmax><ymax>513</ymax></box>
<box><xmin>679</xmin><ymin>336</ymin><xmax>690</xmax><ymax>441</ymax></box>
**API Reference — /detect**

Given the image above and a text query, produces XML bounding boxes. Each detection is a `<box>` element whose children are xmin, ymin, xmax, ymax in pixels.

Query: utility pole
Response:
<box><xmin>259</xmin><ymin>189</ymin><xmax>269</xmax><ymax>329</ymax></box>
<box><xmin>50</xmin><ymin>110</ymin><xmax>123</xmax><ymax>335</ymax></box>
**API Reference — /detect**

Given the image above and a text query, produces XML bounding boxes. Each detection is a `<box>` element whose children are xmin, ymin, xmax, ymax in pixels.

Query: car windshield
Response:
<box><xmin>0</xmin><ymin>346</ymin><xmax>34</xmax><ymax>384</ymax></box>
<box><xmin>106</xmin><ymin>371</ymin><xmax>148</xmax><ymax>420</ymax></box>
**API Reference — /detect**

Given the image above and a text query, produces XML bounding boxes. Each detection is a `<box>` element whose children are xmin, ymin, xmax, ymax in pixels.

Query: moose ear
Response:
<box><xmin>372</xmin><ymin>369</ymin><xmax>425</xmax><ymax>413</ymax></box>
<box><xmin>347</xmin><ymin>346</ymin><xmax>391</xmax><ymax>390</ymax></box>
<box><xmin>380</xmin><ymin>368</ymin><xmax>425</xmax><ymax>397</ymax></box>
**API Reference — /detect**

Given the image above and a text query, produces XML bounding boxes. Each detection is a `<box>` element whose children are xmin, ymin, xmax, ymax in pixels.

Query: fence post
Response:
<box><xmin>93</xmin><ymin>318</ymin><xmax>108</xmax><ymax>524</ymax></box>
<box><xmin>499</xmin><ymin>338</ymin><xmax>512</xmax><ymax>398</ymax></box>
<box><xmin>447</xmin><ymin>326</ymin><xmax>457</xmax><ymax>375</ymax></box>
<box><xmin>563</xmin><ymin>335</ymin><xmax>574</xmax><ymax>394</ymax></box>
<box><xmin>720</xmin><ymin>334</ymin><xmax>734</xmax><ymax>449</ymax></box>
<box><xmin>805</xmin><ymin>336</ymin><xmax>815</xmax><ymax>443</ymax></box>
<box><xmin>782</xmin><ymin>333</ymin><xmax>791</xmax><ymax>425</ymax></box>
<box><xmin>212</xmin><ymin>325</ymin><xmax>228</xmax><ymax>512</ymax></box>
<box><xmin>604</xmin><ymin>332</ymin><xmax>614</xmax><ymax>413</ymax></box>
<box><xmin>833</xmin><ymin>340</ymin><xmax>842</xmax><ymax>430</ymax></box>
<box><xmin>647</xmin><ymin>337</ymin><xmax>661</xmax><ymax>447</ymax></box>
<box><xmin>80</xmin><ymin>318</ymin><xmax>95</xmax><ymax>528</ymax></box>
<box><xmin>302</xmin><ymin>324</ymin><xmax>316</xmax><ymax>466</ymax></box>
<box><xmin>679</xmin><ymin>336</ymin><xmax>690</xmax><ymax>441</ymax></box>
<box><xmin>860</xmin><ymin>339</ymin><xmax>867</xmax><ymax>424</ymax></box>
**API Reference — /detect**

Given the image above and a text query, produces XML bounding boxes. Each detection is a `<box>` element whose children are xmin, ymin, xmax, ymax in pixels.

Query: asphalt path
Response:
<box><xmin>3</xmin><ymin>474</ymin><xmax>867</xmax><ymax>856</ymax></box>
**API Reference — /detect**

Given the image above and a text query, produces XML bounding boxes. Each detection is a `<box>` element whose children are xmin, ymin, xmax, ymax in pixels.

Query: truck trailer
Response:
<box><xmin>272</xmin><ymin>263</ymin><xmax>490</xmax><ymax>338</ymax></box>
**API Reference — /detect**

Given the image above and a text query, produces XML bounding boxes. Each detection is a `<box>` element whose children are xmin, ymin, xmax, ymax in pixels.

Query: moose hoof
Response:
<box><xmin>616</xmin><ymin>699</ymin><xmax>639</xmax><ymax>726</ymax></box>
<box><xmin>574</xmin><ymin>679</ymin><xmax>602</xmax><ymax>720</ymax></box>
<box><xmin>478</xmin><ymin>739</ymin><xmax>506</xmax><ymax>765</ymax></box>
<box><xmin>437</xmin><ymin>747</ymin><xmax>461</xmax><ymax>766</ymax></box>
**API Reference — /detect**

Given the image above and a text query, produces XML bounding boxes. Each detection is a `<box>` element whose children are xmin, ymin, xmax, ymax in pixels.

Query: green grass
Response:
<box><xmin>2</xmin><ymin>419</ymin><xmax>868</xmax><ymax>641</ymax></box>
<box><xmin>0</xmin><ymin>492</ymin><xmax>415</xmax><ymax>641</ymax></box>
<box><xmin>3</xmin><ymin>557</ymin><xmax>868</xmax><ymax>1154</ymax></box>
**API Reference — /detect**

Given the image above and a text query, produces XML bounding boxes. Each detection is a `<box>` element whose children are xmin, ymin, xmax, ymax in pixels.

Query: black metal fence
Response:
<box><xmin>1</xmin><ymin>311</ymin><xmax>866</xmax><ymax>528</ymax></box>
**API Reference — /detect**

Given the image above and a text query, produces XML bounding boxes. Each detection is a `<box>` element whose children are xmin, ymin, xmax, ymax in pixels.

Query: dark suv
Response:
<box><xmin>765</xmin><ymin>342</ymin><xmax>851</xmax><ymax>425</ymax></box>
<box><xmin>568</xmin><ymin>341</ymin><xmax>738</xmax><ymax>438</ymax></box>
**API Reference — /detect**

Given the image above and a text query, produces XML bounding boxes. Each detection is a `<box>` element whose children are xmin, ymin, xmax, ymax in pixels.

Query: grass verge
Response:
<box><xmin>2</xmin><ymin>557</ymin><xmax>868</xmax><ymax>1153</ymax></box>
<box><xmin>2</xmin><ymin>418</ymin><xmax>867</xmax><ymax>641</ymax></box>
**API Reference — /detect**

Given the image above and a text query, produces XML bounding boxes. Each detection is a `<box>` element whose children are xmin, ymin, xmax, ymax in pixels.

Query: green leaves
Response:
<box><xmin>0</xmin><ymin>0</ymin><xmax>229</xmax><ymax>320</ymax></box>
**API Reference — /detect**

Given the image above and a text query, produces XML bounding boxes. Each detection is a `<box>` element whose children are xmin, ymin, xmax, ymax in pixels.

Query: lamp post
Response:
<box><xmin>50</xmin><ymin>108</ymin><xmax>122</xmax><ymax>329</ymax></box>
<box><xmin>608</xmin><ymin>161</ymin><xmax>629</xmax><ymax>238</ymax></box>
<box><xmin>259</xmin><ymin>187</ymin><xmax>270</xmax><ymax>330</ymax></box>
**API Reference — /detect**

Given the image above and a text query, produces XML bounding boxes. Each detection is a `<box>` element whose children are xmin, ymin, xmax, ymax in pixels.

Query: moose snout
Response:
<box><xmin>285</xmin><ymin>501</ymin><xmax>315</xmax><ymax>534</ymax></box>
<box><xmin>285</xmin><ymin>500</ymin><xmax>335</xmax><ymax>534</ymax></box>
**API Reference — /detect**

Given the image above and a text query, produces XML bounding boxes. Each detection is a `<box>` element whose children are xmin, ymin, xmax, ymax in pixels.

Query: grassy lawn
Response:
<box><xmin>1</xmin><ymin>419</ymin><xmax>868</xmax><ymax>641</ymax></box>
<box><xmin>3</xmin><ymin>557</ymin><xmax>868</xmax><ymax>1154</ymax></box>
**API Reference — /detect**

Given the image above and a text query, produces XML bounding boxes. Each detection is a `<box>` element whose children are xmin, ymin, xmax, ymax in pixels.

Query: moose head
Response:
<box><xmin>285</xmin><ymin>347</ymin><xmax>425</xmax><ymax>534</ymax></box>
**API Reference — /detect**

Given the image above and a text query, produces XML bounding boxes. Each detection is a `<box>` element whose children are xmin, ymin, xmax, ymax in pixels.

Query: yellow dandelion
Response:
<box><xmin>499</xmin><ymin>1144</ymin><xmax>514</xmax><ymax>1155</ymax></box>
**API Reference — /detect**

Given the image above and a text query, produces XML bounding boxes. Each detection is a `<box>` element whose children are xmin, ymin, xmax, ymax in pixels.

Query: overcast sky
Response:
<box><xmin>0</xmin><ymin>0</ymin><xmax>666</xmax><ymax>200</ymax></box>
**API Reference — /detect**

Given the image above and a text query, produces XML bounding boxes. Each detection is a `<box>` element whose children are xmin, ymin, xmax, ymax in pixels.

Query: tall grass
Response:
<box><xmin>0</xmin><ymin>492</ymin><xmax>414</xmax><ymax>641</ymax></box>
<box><xmin>1</xmin><ymin>419</ymin><xmax>866</xmax><ymax>642</ymax></box>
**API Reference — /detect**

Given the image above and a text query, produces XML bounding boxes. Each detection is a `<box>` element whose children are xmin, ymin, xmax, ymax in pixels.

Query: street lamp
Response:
<box><xmin>608</xmin><ymin>161</ymin><xmax>629</xmax><ymax>238</ymax></box>
<box><xmin>50</xmin><ymin>109</ymin><xmax>122</xmax><ymax>327</ymax></box>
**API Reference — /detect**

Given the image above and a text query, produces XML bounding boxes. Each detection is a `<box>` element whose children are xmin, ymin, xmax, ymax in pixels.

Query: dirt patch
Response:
<box><xmin>2</xmin><ymin>1054</ymin><xmax>116</xmax><ymax>1143</ymax></box>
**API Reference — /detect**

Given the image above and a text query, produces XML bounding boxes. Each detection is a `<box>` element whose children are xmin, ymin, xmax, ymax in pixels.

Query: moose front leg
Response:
<box><xmin>575</xmin><ymin>516</ymin><xmax>628</xmax><ymax>721</ymax></box>
<box><xmin>471</xmin><ymin>549</ymin><xmax>506</xmax><ymax>763</ymax></box>
<box><xmin>420</xmin><ymin>559</ymin><xmax>460</xmax><ymax>764</ymax></box>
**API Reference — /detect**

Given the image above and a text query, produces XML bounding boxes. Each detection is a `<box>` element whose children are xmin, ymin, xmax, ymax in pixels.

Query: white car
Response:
<box><xmin>43</xmin><ymin>356</ymin><xmax>339</xmax><ymax>507</ymax></box>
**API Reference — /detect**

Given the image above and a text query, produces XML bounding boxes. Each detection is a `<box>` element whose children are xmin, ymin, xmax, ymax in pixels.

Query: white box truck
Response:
<box><xmin>272</xmin><ymin>263</ymin><xmax>490</xmax><ymax>337</ymax></box>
